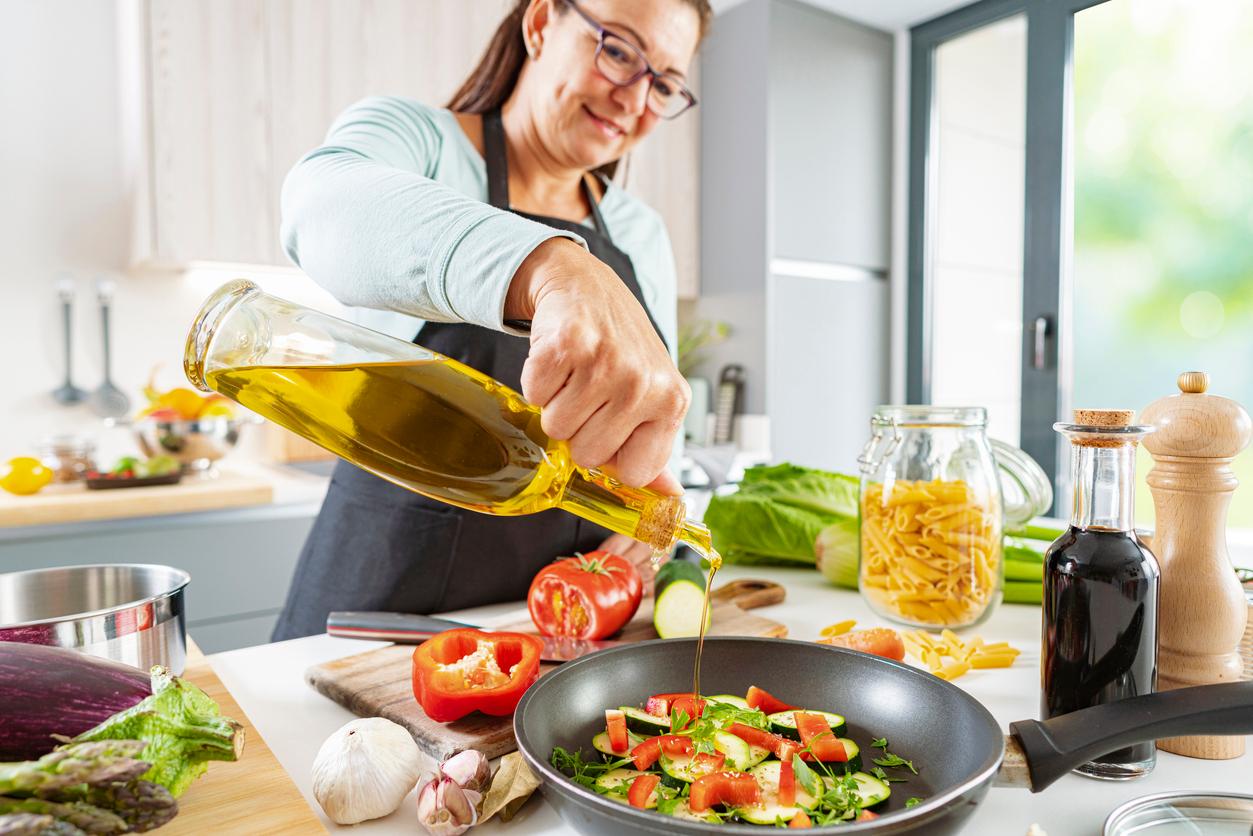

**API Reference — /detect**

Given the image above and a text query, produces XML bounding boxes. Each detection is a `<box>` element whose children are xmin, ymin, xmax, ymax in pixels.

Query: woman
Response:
<box><xmin>272</xmin><ymin>0</ymin><xmax>711</xmax><ymax>639</ymax></box>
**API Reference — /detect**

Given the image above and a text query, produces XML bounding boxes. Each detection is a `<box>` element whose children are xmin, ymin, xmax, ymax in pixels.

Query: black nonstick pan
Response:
<box><xmin>513</xmin><ymin>637</ymin><xmax>1253</xmax><ymax>835</ymax></box>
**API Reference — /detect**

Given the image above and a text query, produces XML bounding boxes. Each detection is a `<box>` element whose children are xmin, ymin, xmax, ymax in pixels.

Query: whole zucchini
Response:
<box><xmin>0</xmin><ymin>643</ymin><xmax>151</xmax><ymax>760</ymax></box>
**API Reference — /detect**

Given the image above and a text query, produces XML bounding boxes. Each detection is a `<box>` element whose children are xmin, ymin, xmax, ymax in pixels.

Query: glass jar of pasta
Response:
<box><xmin>856</xmin><ymin>406</ymin><xmax>1049</xmax><ymax>629</ymax></box>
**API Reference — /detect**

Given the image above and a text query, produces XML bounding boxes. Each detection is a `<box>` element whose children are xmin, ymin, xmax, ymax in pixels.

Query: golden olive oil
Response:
<box><xmin>205</xmin><ymin>360</ymin><xmax>705</xmax><ymax>554</ymax></box>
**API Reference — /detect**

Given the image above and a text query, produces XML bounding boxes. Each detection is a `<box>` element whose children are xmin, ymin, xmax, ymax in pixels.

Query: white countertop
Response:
<box><xmin>206</xmin><ymin>564</ymin><xmax>1251</xmax><ymax>836</ymax></box>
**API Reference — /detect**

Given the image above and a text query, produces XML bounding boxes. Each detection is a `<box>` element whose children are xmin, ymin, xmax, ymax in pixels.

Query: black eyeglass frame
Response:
<box><xmin>561</xmin><ymin>0</ymin><xmax>698</xmax><ymax>120</ymax></box>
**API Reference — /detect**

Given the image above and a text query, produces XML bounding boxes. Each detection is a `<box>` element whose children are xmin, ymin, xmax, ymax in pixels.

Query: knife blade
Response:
<box><xmin>325</xmin><ymin>611</ymin><xmax>623</xmax><ymax>662</ymax></box>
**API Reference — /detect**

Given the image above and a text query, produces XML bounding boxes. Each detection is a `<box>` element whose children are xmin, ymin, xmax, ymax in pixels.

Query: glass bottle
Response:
<box><xmin>857</xmin><ymin>406</ymin><xmax>1052</xmax><ymax>629</ymax></box>
<box><xmin>184</xmin><ymin>280</ymin><xmax>716</xmax><ymax>562</ymax></box>
<box><xmin>1041</xmin><ymin>409</ymin><xmax>1160</xmax><ymax>780</ymax></box>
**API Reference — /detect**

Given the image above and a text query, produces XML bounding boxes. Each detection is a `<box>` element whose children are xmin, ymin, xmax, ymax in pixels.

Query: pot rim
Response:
<box><xmin>0</xmin><ymin>563</ymin><xmax>190</xmax><ymax>629</ymax></box>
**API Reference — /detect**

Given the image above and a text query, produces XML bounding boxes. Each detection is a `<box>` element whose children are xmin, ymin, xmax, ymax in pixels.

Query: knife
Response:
<box><xmin>325</xmin><ymin>611</ymin><xmax>623</xmax><ymax>663</ymax></box>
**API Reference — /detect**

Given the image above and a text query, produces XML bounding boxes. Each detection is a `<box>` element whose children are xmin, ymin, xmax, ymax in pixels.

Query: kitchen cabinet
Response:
<box><xmin>128</xmin><ymin>0</ymin><xmax>701</xmax><ymax>295</ymax></box>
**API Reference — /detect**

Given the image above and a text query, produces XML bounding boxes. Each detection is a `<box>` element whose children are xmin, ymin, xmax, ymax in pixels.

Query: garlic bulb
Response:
<box><xmin>440</xmin><ymin>750</ymin><xmax>491</xmax><ymax>795</ymax></box>
<box><xmin>311</xmin><ymin>717</ymin><xmax>423</xmax><ymax>825</ymax></box>
<box><xmin>417</xmin><ymin>775</ymin><xmax>480</xmax><ymax>836</ymax></box>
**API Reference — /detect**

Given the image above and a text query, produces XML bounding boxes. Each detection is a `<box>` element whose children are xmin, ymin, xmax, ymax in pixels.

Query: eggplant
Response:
<box><xmin>0</xmin><ymin>643</ymin><xmax>151</xmax><ymax>760</ymax></box>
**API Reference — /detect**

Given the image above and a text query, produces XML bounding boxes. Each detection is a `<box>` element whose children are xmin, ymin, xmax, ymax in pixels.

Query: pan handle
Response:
<box><xmin>1008</xmin><ymin>679</ymin><xmax>1253</xmax><ymax>792</ymax></box>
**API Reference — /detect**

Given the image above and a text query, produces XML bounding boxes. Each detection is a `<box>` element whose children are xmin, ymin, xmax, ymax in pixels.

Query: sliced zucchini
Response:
<box><xmin>740</xmin><ymin>760</ymin><xmax>819</xmax><ymax>826</ymax></box>
<box><xmin>657</xmin><ymin>731</ymin><xmax>752</xmax><ymax>782</ymax></box>
<box><xmin>619</xmin><ymin>706</ymin><xmax>670</xmax><ymax>735</ymax></box>
<box><xmin>767</xmin><ymin>709</ymin><xmax>848</xmax><ymax>739</ymax></box>
<box><xmin>744</xmin><ymin>742</ymin><xmax>772</xmax><ymax>768</ymax></box>
<box><xmin>664</xmin><ymin>799</ymin><xmax>721</xmax><ymax>823</ymax></box>
<box><xmin>850</xmin><ymin>771</ymin><xmax>891</xmax><ymax>806</ymax></box>
<box><xmin>592</xmin><ymin>730</ymin><xmax>644</xmax><ymax>759</ymax></box>
<box><xmin>707</xmin><ymin>694</ymin><xmax>751</xmax><ymax>710</ymax></box>
<box><xmin>593</xmin><ymin>768</ymin><xmax>657</xmax><ymax>808</ymax></box>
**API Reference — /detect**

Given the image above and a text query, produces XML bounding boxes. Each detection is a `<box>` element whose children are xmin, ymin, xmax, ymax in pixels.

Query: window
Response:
<box><xmin>910</xmin><ymin>0</ymin><xmax>1253</xmax><ymax>527</ymax></box>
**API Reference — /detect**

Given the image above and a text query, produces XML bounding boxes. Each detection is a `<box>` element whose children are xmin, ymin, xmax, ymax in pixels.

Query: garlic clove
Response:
<box><xmin>417</xmin><ymin>776</ymin><xmax>478</xmax><ymax>836</ymax></box>
<box><xmin>440</xmin><ymin>749</ymin><xmax>492</xmax><ymax>794</ymax></box>
<box><xmin>311</xmin><ymin>717</ymin><xmax>423</xmax><ymax>825</ymax></box>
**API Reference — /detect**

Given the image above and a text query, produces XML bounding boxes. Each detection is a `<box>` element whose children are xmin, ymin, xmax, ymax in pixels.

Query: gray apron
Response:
<box><xmin>272</xmin><ymin>109</ymin><xmax>666</xmax><ymax>640</ymax></box>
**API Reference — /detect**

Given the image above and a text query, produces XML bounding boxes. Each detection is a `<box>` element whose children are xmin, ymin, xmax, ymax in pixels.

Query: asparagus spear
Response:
<box><xmin>71</xmin><ymin>667</ymin><xmax>243</xmax><ymax>797</ymax></box>
<box><xmin>0</xmin><ymin>800</ymin><xmax>125</xmax><ymax>835</ymax></box>
<box><xmin>45</xmin><ymin>782</ymin><xmax>176</xmax><ymax>834</ymax></box>
<box><xmin>0</xmin><ymin>814</ymin><xmax>87</xmax><ymax>836</ymax></box>
<box><xmin>0</xmin><ymin>744</ymin><xmax>148</xmax><ymax>797</ymax></box>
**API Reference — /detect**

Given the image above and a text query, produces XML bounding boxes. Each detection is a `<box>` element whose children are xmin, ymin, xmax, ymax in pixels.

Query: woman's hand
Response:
<box><xmin>508</xmin><ymin>238</ymin><xmax>689</xmax><ymax>492</ymax></box>
<box><xmin>598</xmin><ymin>533</ymin><xmax>666</xmax><ymax>593</ymax></box>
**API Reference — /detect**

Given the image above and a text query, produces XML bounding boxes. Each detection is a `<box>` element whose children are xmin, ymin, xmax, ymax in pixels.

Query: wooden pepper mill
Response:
<box><xmin>1141</xmin><ymin>371</ymin><xmax>1252</xmax><ymax>759</ymax></box>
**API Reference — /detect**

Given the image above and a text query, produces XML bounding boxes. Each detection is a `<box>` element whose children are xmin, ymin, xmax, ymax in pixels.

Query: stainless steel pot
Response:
<box><xmin>0</xmin><ymin>564</ymin><xmax>189</xmax><ymax>673</ymax></box>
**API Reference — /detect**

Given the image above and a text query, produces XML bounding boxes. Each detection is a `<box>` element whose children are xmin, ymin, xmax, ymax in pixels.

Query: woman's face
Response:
<box><xmin>522</xmin><ymin>0</ymin><xmax>701</xmax><ymax>170</ymax></box>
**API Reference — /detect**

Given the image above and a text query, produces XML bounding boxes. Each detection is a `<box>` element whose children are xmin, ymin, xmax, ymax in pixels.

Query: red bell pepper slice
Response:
<box><xmin>778</xmin><ymin>755</ymin><xmax>797</xmax><ymax>807</ymax></box>
<box><xmin>689</xmin><ymin>771</ymin><xmax>761</xmax><ymax>813</ymax></box>
<box><xmin>627</xmin><ymin>774</ymin><xmax>660</xmax><ymax>809</ymax></box>
<box><xmin>727</xmin><ymin>722</ymin><xmax>792</xmax><ymax>758</ymax></box>
<box><xmin>789</xmin><ymin>811</ymin><xmax>813</xmax><ymax>828</ymax></box>
<box><xmin>818</xmin><ymin>627</ymin><xmax>906</xmax><ymax>661</ymax></box>
<box><xmin>660</xmin><ymin>735</ymin><xmax>695</xmax><ymax>757</ymax></box>
<box><xmin>630</xmin><ymin>737</ymin><xmax>662</xmax><ymax>770</ymax></box>
<box><xmin>646</xmin><ymin>692</ymin><xmax>707</xmax><ymax>724</ymax></box>
<box><xmin>645</xmin><ymin>695</ymin><xmax>671</xmax><ymax>716</ymax></box>
<box><xmin>411</xmin><ymin>628</ymin><xmax>543</xmax><ymax>723</ymax></box>
<box><xmin>794</xmin><ymin>711</ymin><xmax>848</xmax><ymax>762</ymax></box>
<box><xmin>857</xmin><ymin>810</ymin><xmax>880</xmax><ymax>821</ymax></box>
<box><xmin>670</xmin><ymin>696</ymin><xmax>706</xmax><ymax>727</ymax></box>
<box><xmin>605</xmin><ymin>709</ymin><xmax>630</xmax><ymax>753</ymax></box>
<box><xmin>745</xmin><ymin>685</ymin><xmax>797</xmax><ymax>713</ymax></box>
<box><xmin>692</xmin><ymin>750</ymin><xmax>727</xmax><ymax>776</ymax></box>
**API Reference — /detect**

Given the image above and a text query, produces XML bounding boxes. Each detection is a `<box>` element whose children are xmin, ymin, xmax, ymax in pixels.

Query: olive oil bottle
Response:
<box><xmin>185</xmin><ymin>280</ymin><xmax>717</xmax><ymax>560</ymax></box>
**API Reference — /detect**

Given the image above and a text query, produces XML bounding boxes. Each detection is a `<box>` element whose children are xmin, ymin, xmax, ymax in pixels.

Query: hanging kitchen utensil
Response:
<box><xmin>1141</xmin><ymin>371</ymin><xmax>1251</xmax><ymax>759</ymax></box>
<box><xmin>712</xmin><ymin>364</ymin><xmax>744</xmax><ymax>446</ymax></box>
<box><xmin>51</xmin><ymin>276</ymin><xmax>87</xmax><ymax>405</ymax></box>
<box><xmin>90</xmin><ymin>276</ymin><xmax>131</xmax><ymax>418</ymax></box>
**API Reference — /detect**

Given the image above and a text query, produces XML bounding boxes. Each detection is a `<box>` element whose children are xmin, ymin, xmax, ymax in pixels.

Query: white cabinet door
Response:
<box><xmin>142</xmin><ymin>0</ymin><xmax>274</xmax><ymax>265</ymax></box>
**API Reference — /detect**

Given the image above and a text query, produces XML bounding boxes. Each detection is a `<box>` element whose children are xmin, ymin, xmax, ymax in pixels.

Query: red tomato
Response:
<box><xmin>795</xmin><ymin>711</ymin><xmax>847</xmax><ymax>762</ymax></box>
<box><xmin>689</xmin><ymin>771</ymin><xmax>761</xmax><ymax>813</ymax></box>
<box><xmin>745</xmin><ymin>685</ymin><xmax>797</xmax><ymax>713</ymax></box>
<box><xmin>528</xmin><ymin>551</ymin><xmax>642</xmax><ymax>640</ymax></box>
<box><xmin>778</xmin><ymin>755</ymin><xmax>797</xmax><ymax>807</ymax></box>
<box><xmin>627</xmin><ymin>774</ymin><xmax>659</xmax><ymax>809</ymax></box>
<box><xmin>789</xmin><ymin>811</ymin><xmax>813</xmax><ymax>828</ymax></box>
<box><xmin>605</xmin><ymin>709</ymin><xmax>629</xmax><ymax>753</ymax></box>
<box><xmin>817</xmin><ymin>627</ymin><xmax>906</xmax><ymax>661</ymax></box>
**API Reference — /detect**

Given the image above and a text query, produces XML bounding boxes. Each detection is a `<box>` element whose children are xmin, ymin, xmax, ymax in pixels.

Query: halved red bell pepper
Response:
<box><xmin>795</xmin><ymin>711</ymin><xmax>848</xmax><ymax>762</ymax></box>
<box><xmin>411</xmin><ymin>628</ymin><xmax>543</xmax><ymax>723</ymax></box>
<box><xmin>689</xmin><ymin>771</ymin><xmax>761</xmax><ymax>812</ymax></box>
<box><xmin>746</xmin><ymin>685</ymin><xmax>796</xmax><ymax>713</ymax></box>
<box><xmin>628</xmin><ymin>774</ymin><xmax>660</xmax><ymax>808</ymax></box>
<box><xmin>789</xmin><ymin>811</ymin><xmax>813</xmax><ymax>828</ymax></box>
<box><xmin>605</xmin><ymin>709</ymin><xmax>630</xmax><ymax>753</ymax></box>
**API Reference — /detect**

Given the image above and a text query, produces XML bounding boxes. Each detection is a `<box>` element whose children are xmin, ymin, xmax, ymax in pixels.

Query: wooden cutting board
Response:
<box><xmin>0</xmin><ymin>471</ymin><xmax>273</xmax><ymax>528</ymax></box>
<box><xmin>164</xmin><ymin>651</ymin><xmax>324</xmax><ymax>834</ymax></box>
<box><xmin>305</xmin><ymin>579</ymin><xmax>788</xmax><ymax>761</ymax></box>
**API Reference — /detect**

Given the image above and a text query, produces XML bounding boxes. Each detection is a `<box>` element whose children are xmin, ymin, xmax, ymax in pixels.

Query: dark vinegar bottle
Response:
<box><xmin>1041</xmin><ymin>409</ymin><xmax>1160</xmax><ymax>780</ymax></box>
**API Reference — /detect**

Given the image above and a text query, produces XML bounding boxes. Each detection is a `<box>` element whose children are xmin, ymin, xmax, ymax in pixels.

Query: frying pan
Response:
<box><xmin>513</xmin><ymin>637</ymin><xmax>1253</xmax><ymax>835</ymax></box>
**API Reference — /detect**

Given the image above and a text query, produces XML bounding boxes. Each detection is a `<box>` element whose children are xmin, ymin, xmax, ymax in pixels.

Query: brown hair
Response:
<box><xmin>447</xmin><ymin>0</ymin><xmax>711</xmax><ymax>180</ymax></box>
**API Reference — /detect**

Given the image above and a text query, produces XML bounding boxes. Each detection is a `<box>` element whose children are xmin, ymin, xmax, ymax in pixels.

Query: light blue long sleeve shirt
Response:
<box><xmin>280</xmin><ymin>96</ymin><xmax>678</xmax><ymax>354</ymax></box>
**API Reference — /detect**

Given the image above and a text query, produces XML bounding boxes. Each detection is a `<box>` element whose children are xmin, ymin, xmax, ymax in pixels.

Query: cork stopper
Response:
<box><xmin>1142</xmin><ymin>370</ymin><xmax>1252</xmax><ymax>459</ymax></box>
<box><xmin>1056</xmin><ymin>408</ymin><xmax>1150</xmax><ymax>448</ymax></box>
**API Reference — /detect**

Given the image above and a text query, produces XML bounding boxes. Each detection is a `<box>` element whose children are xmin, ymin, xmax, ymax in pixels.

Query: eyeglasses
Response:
<box><xmin>562</xmin><ymin>0</ymin><xmax>698</xmax><ymax>120</ymax></box>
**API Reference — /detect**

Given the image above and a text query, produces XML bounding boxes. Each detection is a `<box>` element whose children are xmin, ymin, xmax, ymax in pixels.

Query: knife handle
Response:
<box><xmin>326</xmin><ymin>611</ymin><xmax>475</xmax><ymax>643</ymax></box>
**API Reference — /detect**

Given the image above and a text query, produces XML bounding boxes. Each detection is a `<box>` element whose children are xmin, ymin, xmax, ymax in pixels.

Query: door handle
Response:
<box><xmin>1030</xmin><ymin>316</ymin><xmax>1051</xmax><ymax>371</ymax></box>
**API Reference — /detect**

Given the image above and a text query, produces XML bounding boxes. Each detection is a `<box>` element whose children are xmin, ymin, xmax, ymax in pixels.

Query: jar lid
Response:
<box><xmin>871</xmin><ymin>406</ymin><xmax>987</xmax><ymax>428</ymax></box>
<box><xmin>1104</xmin><ymin>791</ymin><xmax>1253</xmax><ymax>835</ymax></box>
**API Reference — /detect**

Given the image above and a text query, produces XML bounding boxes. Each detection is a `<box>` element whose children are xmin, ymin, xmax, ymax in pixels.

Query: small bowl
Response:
<box><xmin>128</xmin><ymin>416</ymin><xmax>256</xmax><ymax>473</ymax></box>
